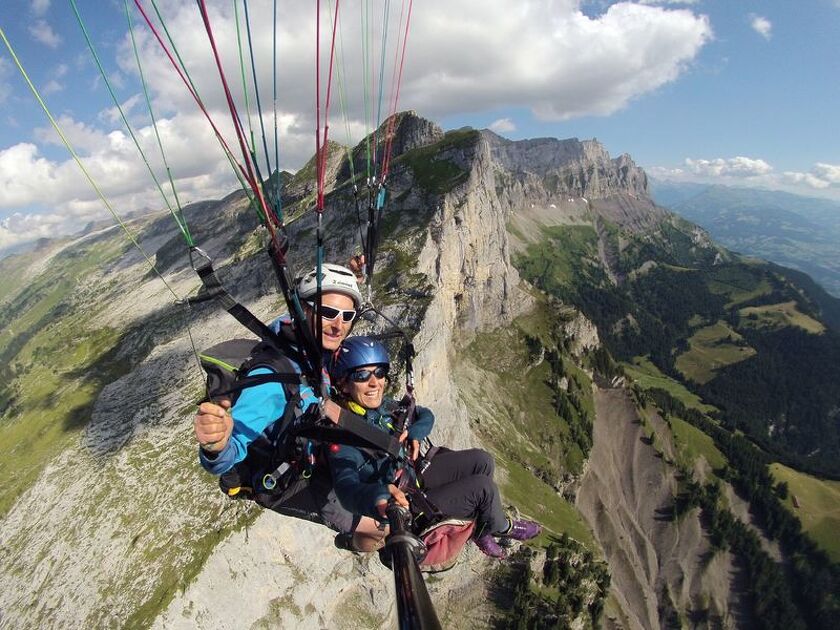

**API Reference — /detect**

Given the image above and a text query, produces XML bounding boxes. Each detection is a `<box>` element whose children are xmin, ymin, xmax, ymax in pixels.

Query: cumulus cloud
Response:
<box><xmin>811</xmin><ymin>163</ymin><xmax>840</xmax><ymax>184</ymax></box>
<box><xmin>639</xmin><ymin>1</ymin><xmax>698</xmax><ymax>5</ymax></box>
<box><xmin>489</xmin><ymin>118</ymin><xmax>516</xmax><ymax>134</ymax></box>
<box><xmin>28</xmin><ymin>20</ymin><xmax>62</xmax><ymax>48</ymax></box>
<box><xmin>31</xmin><ymin>0</ymin><xmax>51</xmax><ymax>17</ymax></box>
<box><xmin>783</xmin><ymin>164</ymin><xmax>840</xmax><ymax>190</ymax></box>
<box><xmin>685</xmin><ymin>156</ymin><xmax>773</xmax><ymax>178</ymax></box>
<box><xmin>750</xmin><ymin>14</ymin><xmax>772</xmax><ymax>40</ymax></box>
<box><xmin>2</xmin><ymin>0</ymin><xmax>713</xmax><ymax>252</ymax></box>
<box><xmin>782</xmin><ymin>171</ymin><xmax>830</xmax><ymax>190</ymax></box>
<box><xmin>652</xmin><ymin>158</ymin><xmax>840</xmax><ymax>199</ymax></box>
<box><xmin>117</xmin><ymin>0</ymin><xmax>712</xmax><ymax>125</ymax></box>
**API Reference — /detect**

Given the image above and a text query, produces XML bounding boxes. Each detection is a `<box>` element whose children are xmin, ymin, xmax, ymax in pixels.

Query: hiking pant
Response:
<box><xmin>420</xmin><ymin>448</ymin><xmax>508</xmax><ymax>535</ymax></box>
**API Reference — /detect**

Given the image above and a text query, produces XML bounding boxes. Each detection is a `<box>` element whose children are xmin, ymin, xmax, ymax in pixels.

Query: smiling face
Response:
<box><xmin>341</xmin><ymin>364</ymin><xmax>387</xmax><ymax>410</ymax></box>
<box><xmin>306</xmin><ymin>291</ymin><xmax>355</xmax><ymax>352</ymax></box>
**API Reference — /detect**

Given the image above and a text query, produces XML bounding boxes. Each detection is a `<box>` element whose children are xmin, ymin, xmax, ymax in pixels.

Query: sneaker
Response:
<box><xmin>502</xmin><ymin>519</ymin><xmax>542</xmax><ymax>541</ymax></box>
<box><xmin>473</xmin><ymin>532</ymin><xmax>507</xmax><ymax>559</ymax></box>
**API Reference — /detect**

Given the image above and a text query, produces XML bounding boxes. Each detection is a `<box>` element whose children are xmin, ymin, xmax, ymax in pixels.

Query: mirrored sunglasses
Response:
<box><xmin>349</xmin><ymin>365</ymin><xmax>389</xmax><ymax>383</ymax></box>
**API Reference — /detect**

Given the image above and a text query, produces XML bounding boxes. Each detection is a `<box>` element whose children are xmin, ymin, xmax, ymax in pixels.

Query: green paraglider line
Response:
<box><xmin>0</xmin><ymin>25</ymin><xmax>180</xmax><ymax>301</ymax></box>
<box><xmin>124</xmin><ymin>0</ymin><xmax>194</xmax><ymax>247</ymax></box>
<box><xmin>242</xmin><ymin>0</ymin><xmax>277</xmax><ymax>198</ymax></box>
<box><xmin>0</xmin><ymin>23</ymin><xmax>209</xmax><ymax>376</ymax></box>
<box><xmin>134</xmin><ymin>0</ymin><xmax>266</xmax><ymax>224</ymax></box>
<box><xmin>70</xmin><ymin>0</ymin><xmax>195</xmax><ymax>247</ymax></box>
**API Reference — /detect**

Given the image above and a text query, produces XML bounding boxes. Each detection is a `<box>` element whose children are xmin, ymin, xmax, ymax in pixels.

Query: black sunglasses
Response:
<box><xmin>349</xmin><ymin>366</ymin><xmax>389</xmax><ymax>383</ymax></box>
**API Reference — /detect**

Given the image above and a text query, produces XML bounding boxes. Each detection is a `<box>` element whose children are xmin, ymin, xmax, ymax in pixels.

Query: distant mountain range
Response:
<box><xmin>650</xmin><ymin>181</ymin><xmax>840</xmax><ymax>297</ymax></box>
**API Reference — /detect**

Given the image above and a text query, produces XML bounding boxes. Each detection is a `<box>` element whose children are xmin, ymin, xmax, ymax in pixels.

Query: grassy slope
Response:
<box><xmin>0</xmin><ymin>239</ymin><xmax>128</xmax><ymax>517</ymax></box>
<box><xmin>769</xmin><ymin>463</ymin><xmax>840</xmax><ymax>563</ymax></box>
<box><xmin>738</xmin><ymin>301</ymin><xmax>826</xmax><ymax>334</ymax></box>
<box><xmin>706</xmin><ymin>264</ymin><xmax>773</xmax><ymax>309</ymax></box>
<box><xmin>456</xmin><ymin>305</ymin><xmax>596</xmax><ymax>549</ymax></box>
<box><xmin>669</xmin><ymin>416</ymin><xmax>727</xmax><ymax>472</ymax></box>
<box><xmin>675</xmin><ymin>321</ymin><xmax>756</xmax><ymax>384</ymax></box>
<box><xmin>622</xmin><ymin>356</ymin><xmax>717</xmax><ymax>414</ymax></box>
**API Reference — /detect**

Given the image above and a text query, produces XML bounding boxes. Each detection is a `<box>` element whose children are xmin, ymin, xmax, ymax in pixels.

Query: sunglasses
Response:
<box><xmin>349</xmin><ymin>366</ymin><xmax>389</xmax><ymax>383</ymax></box>
<box><xmin>308</xmin><ymin>302</ymin><xmax>357</xmax><ymax>323</ymax></box>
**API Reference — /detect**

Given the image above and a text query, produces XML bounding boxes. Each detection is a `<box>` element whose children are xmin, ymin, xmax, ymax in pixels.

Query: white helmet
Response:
<box><xmin>297</xmin><ymin>263</ymin><xmax>363</xmax><ymax>309</ymax></box>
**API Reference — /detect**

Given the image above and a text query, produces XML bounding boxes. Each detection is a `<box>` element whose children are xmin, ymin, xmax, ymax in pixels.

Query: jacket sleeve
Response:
<box><xmin>328</xmin><ymin>445</ymin><xmax>391</xmax><ymax>519</ymax></box>
<box><xmin>407</xmin><ymin>405</ymin><xmax>434</xmax><ymax>442</ymax></box>
<box><xmin>199</xmin><ymin>367</ymin><xmax>288</xmax><ymax>475</ymax></box>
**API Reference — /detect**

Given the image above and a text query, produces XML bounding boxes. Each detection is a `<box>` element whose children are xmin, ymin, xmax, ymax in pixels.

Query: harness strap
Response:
<box><xmin>189</xmin><ymin>246</ymin><xmax>293</xmax><ymax>354</ymax></box>
<box><xmin>291</xmin><ymin>422</ymin><xmax>403</xmax><ymax>459</ymax></box>
<box><xmin>210</xmin><ymin>372</ymin><xmax>303</xmax><ymax>400</ymax></box>
<box><xmin>337</xmin><ymin>407</ymin><xmax>404</xmax><ymax>457</ymax></box>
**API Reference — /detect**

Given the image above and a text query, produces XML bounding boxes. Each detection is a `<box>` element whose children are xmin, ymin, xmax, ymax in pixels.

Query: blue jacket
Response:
<box><xmin>199</xmin><ymin>317</ymin><xmax>326</xmax><ymax>476</ymax></box>
<box><xmin>328</xmin><ymin>398</ymin><xmax>434</xmax><ymax>519</ymax></box>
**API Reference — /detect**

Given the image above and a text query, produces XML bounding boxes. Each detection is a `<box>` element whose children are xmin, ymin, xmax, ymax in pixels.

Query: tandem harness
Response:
<box><xmin>199</xmin><ymin>338</ymin><xmax>404</xmax><ymax>520</ymax></box>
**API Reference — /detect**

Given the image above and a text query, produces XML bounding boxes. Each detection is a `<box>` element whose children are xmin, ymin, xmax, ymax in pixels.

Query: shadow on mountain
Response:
<box><xmin>74</xmin><ymin>299</ymin><xmax>216</xmax><ymax>459</ymax></box>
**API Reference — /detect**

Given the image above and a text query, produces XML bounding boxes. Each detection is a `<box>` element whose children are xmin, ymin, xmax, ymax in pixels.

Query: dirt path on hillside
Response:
<box><xmin>576</xmin><ymin>387</ymin><xmax>754</xmax><ymax>629</ymax></box>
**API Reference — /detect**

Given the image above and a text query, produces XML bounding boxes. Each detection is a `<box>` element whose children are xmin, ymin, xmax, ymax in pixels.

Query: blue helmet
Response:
<box><xmin>334</xmin><ymin>336</ymin><xmax>390</xmax><ymax>380</ymax></box>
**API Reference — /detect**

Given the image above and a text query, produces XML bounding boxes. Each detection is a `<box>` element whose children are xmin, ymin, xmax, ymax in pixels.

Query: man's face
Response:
<box><xmin>310</xmin><ymin>291</ymin><xmax>356</xmax><ymax>351</ymax></box>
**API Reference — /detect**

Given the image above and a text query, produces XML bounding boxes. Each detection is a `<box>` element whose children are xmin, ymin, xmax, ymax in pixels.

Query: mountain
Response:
<box><xmin>649</xmin><ymin>181</ymin><xmax>840</xmax><ymax>298</ymax></box>
<box><xmin>1</xmin><ymin>113</ymin><xmax>837</xmax><ymax>629</ymax></box>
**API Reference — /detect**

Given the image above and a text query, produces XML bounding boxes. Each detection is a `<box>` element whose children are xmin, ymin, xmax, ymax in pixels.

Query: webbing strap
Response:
<box><xmin>292</xmin><ymin>408</ymin><xmax>403</xmax><ymax>459</ymax></box>
<box><xmin>212</xmin><ymin>372</ymin><xmax>302</xmax><ymax>400</ymax></box>
<box><xmin>188</xmin><ymin>247</ymin><xmax>289</xmax><ymax>350</ymax></box>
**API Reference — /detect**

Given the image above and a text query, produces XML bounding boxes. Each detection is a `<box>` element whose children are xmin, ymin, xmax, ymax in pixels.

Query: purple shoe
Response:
<box><xmin>502</xmin><ymin>519</ymin><xmax>542</xmax><ymax>541</ymax></box>
<box><xmin>473</xmin><ymin>532</ymin><xmax>506</xmax><ymax>559</ymax></box>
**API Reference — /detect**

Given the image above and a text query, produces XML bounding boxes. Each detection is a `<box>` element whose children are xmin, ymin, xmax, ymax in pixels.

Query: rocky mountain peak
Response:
<box><xmin>478</xmin><ymin>131</ymin><xmax>649</xmax><ymax>202</ymax></box>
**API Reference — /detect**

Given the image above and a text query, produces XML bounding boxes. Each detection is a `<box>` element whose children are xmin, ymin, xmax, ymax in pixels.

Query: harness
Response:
<box><xmin>199</xmin><ymin>336</ymin><xmax>403</xmax><ymax>510</ymax></box>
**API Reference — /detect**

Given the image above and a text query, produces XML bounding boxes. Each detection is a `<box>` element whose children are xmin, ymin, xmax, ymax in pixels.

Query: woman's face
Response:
<box><xmin>341</xmin><ymin>364</ymin><xmax>388</xmax><ymax>409</ymax></box>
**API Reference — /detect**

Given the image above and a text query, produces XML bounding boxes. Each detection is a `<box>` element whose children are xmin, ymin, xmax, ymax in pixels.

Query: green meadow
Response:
<box><xmin>769</xmin><ymin>462</ymin><xmax>840</xmax><ymax>563</ymax></box>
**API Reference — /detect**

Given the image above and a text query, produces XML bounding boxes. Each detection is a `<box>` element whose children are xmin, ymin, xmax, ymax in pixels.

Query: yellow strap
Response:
<box><xmin>347</xmin><ymin>400</ymin><xmax>367</xmax><ymax>416</ymax></box>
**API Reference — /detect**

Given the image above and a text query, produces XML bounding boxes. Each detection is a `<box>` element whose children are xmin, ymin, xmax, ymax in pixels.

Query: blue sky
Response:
<box><xmin>1</xmin><ymin>0</ymin><xmax>839</xmax><ymax>253</ymax></box>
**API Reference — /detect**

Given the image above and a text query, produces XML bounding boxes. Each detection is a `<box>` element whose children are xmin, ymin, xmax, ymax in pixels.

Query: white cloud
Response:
<box><xmin>783</xmin><ymin>164</ymin><xmax>840</xmax><ymax>190</ymax></box>
<box><xmin>811</xmin><ymin>163</ymin><xmax>840</xmax><ymax>184</ymax></box>
<box><xmin>41</xmin><ymin>79</ymin><xmax>63</xmax><ymax>95</ymax></box>
<box><xmin>639</xmin><ymin>1</ymin><xmax>698</xmax><ymax>5</ymax></box>
<box><xmin>782</xmin><ymin>171</ymin><xmax>830</xmax><ymax>190</ymax></box>
<box><xmin>2</xmin><ymin>0</ymin><xmax>713</xmax><ymax>252</ymax></box>
<box><xmin>31</xmin><ymin>0</ymin><xmax>51</xmax><ymax>18</ymax></box>
<box><xmin>652</xmin><ymin>158</ymin><xmax>840</xmax><ymax>200</ymax></box>
<box><xmin>100</xmin><ymin>94</ymin><xmax>143</xmax><ymax>125</ymax></box>
<box><xmin>117</xmin><ymin>0</ymin><xmax>712</xmax><ymax>126</ymax></box>
<box><xmin>489</xmin><ymin>118</ymin><xmax>516</xmax><ymax>134</ymax></box>
<box><xmin>750</xmin><ymin>14</ymin><xmax>772</xmax><ymax>40</ymax></box>
<box><xmin>28</xmin><ymin>20</ymin><xmax>62</xmax><ymax>48</ymax></box>
<box><xmin>685</xmin><ymin>156</ymin><xmax>773</xmax><ymax>178</ymax></box>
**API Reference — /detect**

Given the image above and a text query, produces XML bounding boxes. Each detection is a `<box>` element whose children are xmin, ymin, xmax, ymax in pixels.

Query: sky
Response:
<box><xmin>0</xmin><ymin>0</ymin><xmax>839</xmax><ymax>255</ymax></box>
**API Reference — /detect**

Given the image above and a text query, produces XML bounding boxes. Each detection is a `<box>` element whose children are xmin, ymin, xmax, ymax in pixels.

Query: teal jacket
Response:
<box><xmin>328</xmin><ymin>398</ymin><xmax>434</xmax><ymax>520</ymax></box>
